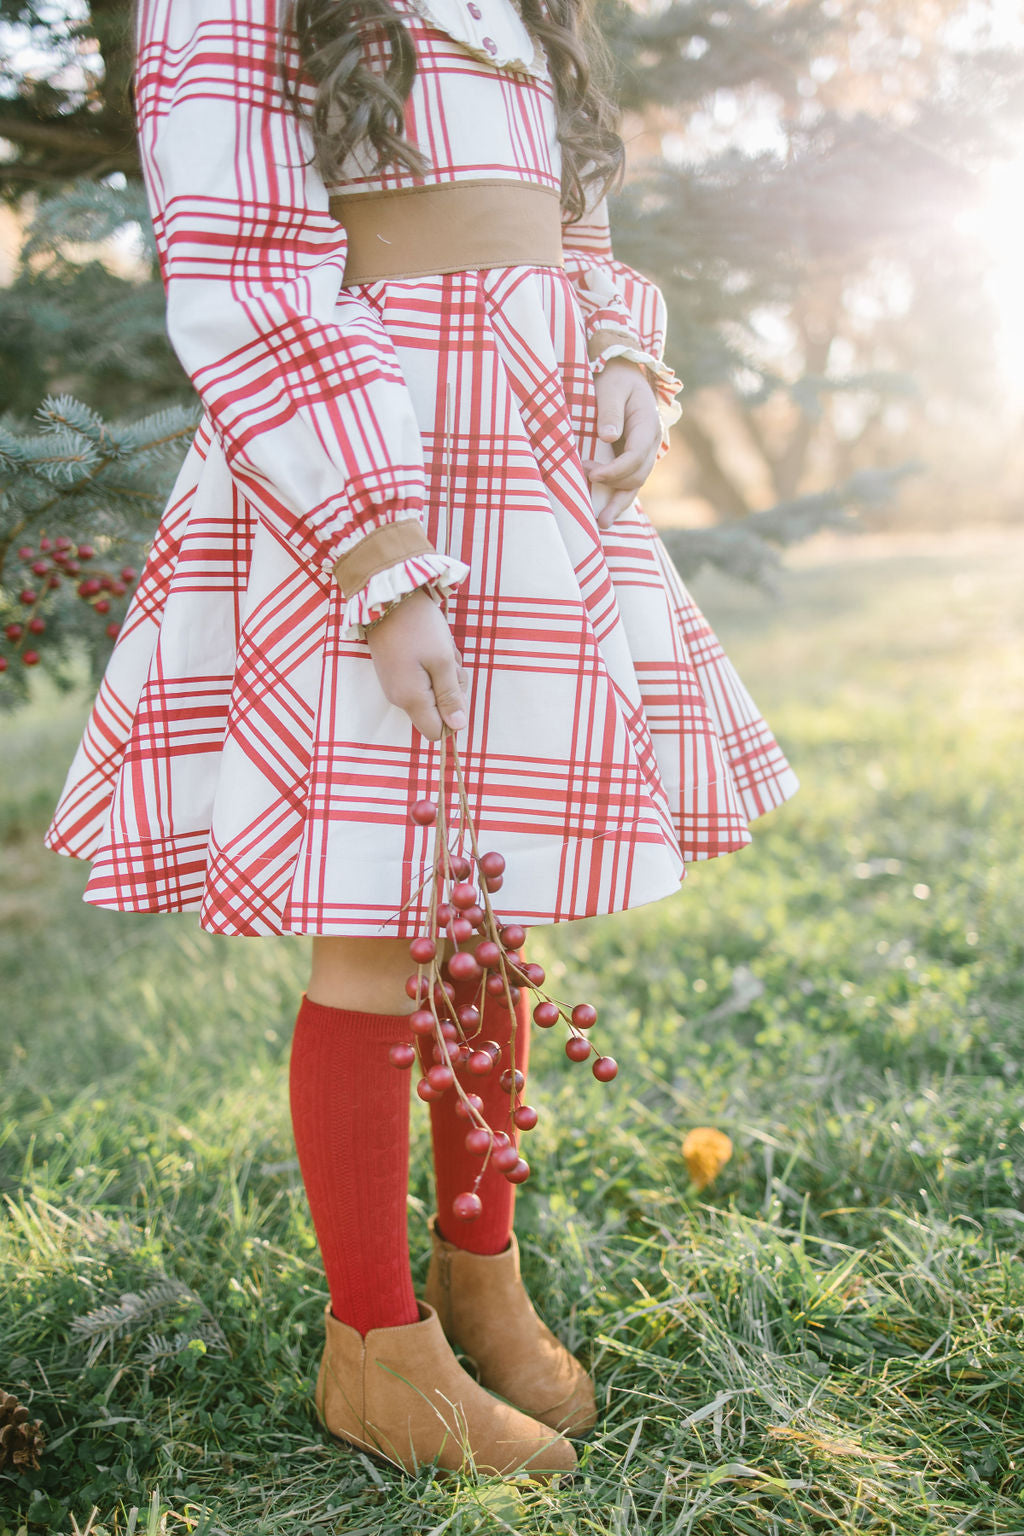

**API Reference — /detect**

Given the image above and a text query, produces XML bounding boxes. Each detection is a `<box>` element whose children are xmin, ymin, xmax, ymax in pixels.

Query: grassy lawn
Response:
<box><xmin>2</xmin><ymin>527</ymin><xmax>1023</xmax><ymax>1535</ymax></box>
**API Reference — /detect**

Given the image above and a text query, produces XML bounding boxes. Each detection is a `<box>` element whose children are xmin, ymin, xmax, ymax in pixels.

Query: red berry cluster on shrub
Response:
<box><xmin>391</xmin><ymin>727</ymin><xmax>618</xmax><ymax>1228</ymax></box>
<box><xmin>0</xmin><ymin>536</ymin><xmax>138</xmax><ymax>674</ymax></box>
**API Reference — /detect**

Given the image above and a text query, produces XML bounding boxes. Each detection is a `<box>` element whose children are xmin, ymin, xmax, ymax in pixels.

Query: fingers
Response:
<box><xmin>426</xmin><ymin>648</ymin><xmax>469</xmax><ymax>737</ymax></box>
<box><xmin>384</xmin><ymin>664</ymin><xmax>439</xmax><ymax>742</ymax></box>
<box><xmin>596</xmin><ymin>487</ymin><xmax>640</xmax><ymax>529</ymax></box>
<box><xmin>583</xmin><ymin>373</ymin><xmax>661</xmax><ymax>516</ymax></box>
<box><xmin>584</xmin><ymin>402</ymin><xmax>659</xmax><ymax>482</ymax></box>
<box><xmin>596</xmin><ymin>396</ymin><xmax>625</xmax><ymax>445</ymax></box>
<box><xmin>367</xmin><ymin>593</ymin><xmax>471</xmax><ymax>743</ymax></box>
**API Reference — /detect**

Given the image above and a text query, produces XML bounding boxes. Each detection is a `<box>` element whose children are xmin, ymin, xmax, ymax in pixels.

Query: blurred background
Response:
<box><xmin>3</xmin><ymin>5</ymin><xmax>1024</xmax><ymax>1532</ymax></box>
<box><xmin>2</xmin><ymin>0</ymin><xmax>1024</xmax><ymax>677</ymax></box>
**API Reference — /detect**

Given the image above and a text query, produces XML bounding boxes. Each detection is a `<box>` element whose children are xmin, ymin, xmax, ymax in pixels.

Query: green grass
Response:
<box><xmin>2</xmin><ymin>529</ymin><xmax>1023</xmax><ymax>1535</ymax></box>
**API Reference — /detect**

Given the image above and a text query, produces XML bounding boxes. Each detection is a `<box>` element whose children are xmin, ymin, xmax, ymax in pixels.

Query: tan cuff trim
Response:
<box><xmin>588</xmin><ymin>326</ymin><xmax>643</xmax><ymax>361</ymax></box>
<box><xmin>332</xmin><ymin>521</ymin><xmax>434</xmax><ymax>598</ymax></box>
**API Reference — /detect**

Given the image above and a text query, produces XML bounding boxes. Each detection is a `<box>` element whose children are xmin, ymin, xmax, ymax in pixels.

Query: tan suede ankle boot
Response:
<box><xmin>314</xmin><ymin>1297</ymin><xmax>577</xmax><ymax>1480</ymax></box>
<box><xmin>422</xmin><ymin>1214</ymin><xmax>598</xmax><ymax>1436</ymax></box>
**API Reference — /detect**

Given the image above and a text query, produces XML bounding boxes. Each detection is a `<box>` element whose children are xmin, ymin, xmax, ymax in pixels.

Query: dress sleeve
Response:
<box><xmin>561</xmin><ymin>186</ymin><xmax>683</xmax><ymax>456</ymax></box>
<box><xmin>133</xmin><ymin>0</ymin><xmax>470</xmax><ymax>639</ymax></box>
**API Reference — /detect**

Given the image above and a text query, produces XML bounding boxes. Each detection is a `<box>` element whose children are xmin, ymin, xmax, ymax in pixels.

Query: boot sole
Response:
<box><xmin>318</xmin><ymin>1417</ymin><xmax>575</xmax><ymax>1484</ymax></box>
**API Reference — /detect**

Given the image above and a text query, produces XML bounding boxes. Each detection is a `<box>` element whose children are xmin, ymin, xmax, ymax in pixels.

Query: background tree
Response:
<box><xmin>1</xmin><ymin>0</ymin><xmax>1021</xmax><ymax>705</ymax></box>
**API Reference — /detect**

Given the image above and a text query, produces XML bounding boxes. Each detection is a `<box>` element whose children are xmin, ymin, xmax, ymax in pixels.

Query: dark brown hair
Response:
<box><xmin>283</xmin><ymin>0</ymin><xmax>626</xmax><ymax>222</ymax></box>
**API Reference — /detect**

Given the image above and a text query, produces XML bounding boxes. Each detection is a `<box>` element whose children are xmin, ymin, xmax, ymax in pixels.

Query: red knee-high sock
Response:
<box><xmin>417</xmin><ymin>974</ymin><xmax>532</xmax><ymax>1254</ymax></box>
<box><xmin>288</xmin><ymin>993</ymin><xmax>420</xmax><ymax>1336</ymax></box>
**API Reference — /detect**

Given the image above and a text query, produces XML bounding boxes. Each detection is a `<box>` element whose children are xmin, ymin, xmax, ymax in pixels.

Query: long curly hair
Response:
<box><xmin>283</xmin><ymin>0</ymin><xmax>626</xmax><ymax>222</ymax></box>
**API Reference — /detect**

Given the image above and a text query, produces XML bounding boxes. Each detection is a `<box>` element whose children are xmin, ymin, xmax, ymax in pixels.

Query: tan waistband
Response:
<box><xmin>329</xmin><ymin>178</ymin><xmax>564</xmax><ymax>285</ymax></box>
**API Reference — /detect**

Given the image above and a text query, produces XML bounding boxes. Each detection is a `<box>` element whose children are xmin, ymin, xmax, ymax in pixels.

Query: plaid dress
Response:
<box><xmin>43</xmin><ymin>0</ymin><xmax>798</xmax><ymax>938</ymax></box>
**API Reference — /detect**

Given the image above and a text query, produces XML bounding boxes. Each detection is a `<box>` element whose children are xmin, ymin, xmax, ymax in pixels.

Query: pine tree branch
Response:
<box><xmin>0</xmin><ymin>116</ymin><xmax>139</xmax><ymax>174</ymax></box>
<box><xmin>660</xmin><ymin>462</ymin><xmax>922</xmax><ymax>588</ymax></box>
<box><xmin>677</xmin><ymin>413</ymin><xmax>753</xmax><ymax>520</ymax></box>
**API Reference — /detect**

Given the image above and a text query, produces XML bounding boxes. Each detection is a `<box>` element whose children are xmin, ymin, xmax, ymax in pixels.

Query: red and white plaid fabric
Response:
<box><xmin>43</xmin><ymin>0</ymin><xmax>798</xmax><ymax>938</ymax></box>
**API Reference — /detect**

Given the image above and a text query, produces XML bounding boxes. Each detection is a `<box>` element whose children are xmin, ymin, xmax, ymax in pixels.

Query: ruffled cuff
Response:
<box><xmin>591</xmin><ymin>341</ymin><xmax>684</xmax><ymax>447</ymax></box>
<box><xmin>339</xmin><ymin>549</ymin><xmax>472</xmax><ymax>642</ymax></box>
<box><xmin>570</xmin><ymin>265</ymin><xmax>642</xmax><ymax>342</ymax></box>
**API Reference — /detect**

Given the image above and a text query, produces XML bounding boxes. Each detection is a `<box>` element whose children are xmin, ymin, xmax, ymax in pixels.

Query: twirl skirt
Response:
<box><xmin>43</xmin><ymin>262</ymin><xmax>799</xmax><ymax>938</ymax></box>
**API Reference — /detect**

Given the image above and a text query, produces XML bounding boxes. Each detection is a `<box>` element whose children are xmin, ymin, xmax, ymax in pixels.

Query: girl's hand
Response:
<box><xmin>366</xmin><ymin>587</ymin><xmax>470</xmax><ymax>742</ymax></box>
<box><xmin>582</xmin><ymin>357</ymin><xmax>662</xmax><ymax>529</ymax></box>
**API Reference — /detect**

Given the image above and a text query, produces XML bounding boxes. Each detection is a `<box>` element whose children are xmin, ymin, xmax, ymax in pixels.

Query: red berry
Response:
<box><xmin>491</xmin><ymin>1131</ymin><xmax>512</xmax><ymax>1151</ymax></box>
<box><xmin>408</xmin><ymin>1008</ymin><xmax>436</xmax><ymax>1036</ymax></box>
<box><xmin>474</xmin><ymin>940</ymin><xmax>502</xmax><ymax>969</ymax></box>
<box><xmin>466</xmin><ymin>904</ymin><xmax>486</xmax><ymax>928</ymax></box>
<box><xmin>48</xmin><ymin>575</ymin><xmax>62</xmax><ymax>590</ymax></box>
<box><xmin>38</xmin><ymin>537</ymin><xmax>52</xmax><ymax>551</ymax></box>
<box><xmin>449</xmin><ymin>854</ymin><xmax>472</xmax><ymax>881</ymax></box>
<box><xmin>479</xmin><ymin>851</ymin><xmax>505</xmax><ymax>879</ymax></box>
<box><xmin>521</xmin><ymin>962</ymin><xmax>545</xmax><ymax>987</ymax></box>
<box><xmin>432</xmin><ymin>1039</ymin><xmax>459</xmax><ymax>1063</ymax></box>
<box><xmin>77</xmin><ymin>577</ymin><xmax>102</xmax><ymax>598</ymax></box>
<box><xmin>566</xmin><ymin>1036</ymin><xmax>591</xmax><ymax>1062</ymax></box>
<box><xmin>492</xmin><ymin>1143</ymin><xmax>520</xmax><ymax>1172</ymax></box>
<box><xmin>571</xmin><ymin>1003</ymin><xmax>598</xmax><ymax>1029</ymax></box>
<box><xmin>427</xmin><ymin>1064</ymin><xmax>455</xmax><ymax>1092</ymax></box>
<box><xmin>432</xmin><ymin>979</ymin><xmax>456</xmax><ymax>1003</ymax></box>
<box><xmin>465</xmin><ymin>1127</ymin><xmax>493</xmax><ymax>1155</ymax></box>
<box><xmin>54</xmin><ymin>535</ymin><xmax>72</xmax><ymax>550</ymax></box>
<box><xmin>120</xmin><ymin>566</ymin><xmax>138</xmax><ymax>581</ymax></box>
<box><xmin>417</xmin><ymin>1078</ymin><xmax>443</xmax><ymax>1102</ymax></box>
<box><xmin>484</xmin><ymin>874</ymin><xmax>504</xmax><ymax>892</ymax></box>
<box><xmin>110</xmin><ymin>580</ymin><xmax>126</xmax><ymax>597</ymax></box>
<box><xmin>451</xmin><ymin>881</ymin><xmax>477</xmax><ymax>910</ymax></box>
<box><xmin>452</xmin><ymin>1191</ymin><xmax>483</xmax><ymax>1222</ymax></box>
<box><xmin>485</xmin><ymin>973</ymin><xmax>507</xmax><ymax>997</ymax></box>
<box><xmin>105</xmin><ymin>621</ymin><xmax>120</xmax><ymax>639</ymax></box>
<box><xmin>406</xmin><ymin>973</ymin><xmax>429</xmax><ymax>1001</ymax></box>
<box><xmin>448</xmin><ymin>950</ymin><xmax>482</xmax><ymax>982</ymax></box>
<box><xmin>451</xmin><ymin>916</ymin><xmax>474</xmax><ymax>942</ymax></box>
<box><xmin>31</xmin><ymin>561</ymin><xmax>49</xmax><ymax>577</ymax></box>
<box><xmin>513</xmin><ymin>1104</ymin><xmax>538</xmax><ymax>1131</ymax></box>
<box><xmin>0</xmin><ymin>657</ymin><xmax>7</xmax><ymax>672</ymax></box>
<box><xmin>435</xmin><ymin>902</ymin><xmax>453</xmax><ymax>927</ymax></box>
<box><xmin>22</xmin><ymin>650</ymin><xmax>40</xmax><ymax>666</ymax></box>
<box><xmin>466</xmin><ymin>1050</ymin><xmax>494</xmax><ymax>1076</ymax></box>
<box><xmin>505</xmin><ymin>1158</ymin><xmax>531</xmax><ymax>1184</ymax></box>
<box><xmin>409</xmin><ymin>936</ymin><xmax>436</xmax><ymax>963</ymax></box>
<box><xmin>454</xmin><ymin>1042</ymin><xmax>473</xmax><ymax>1067</ymax></box>
<box><xmin>454</xmin><ymin>1092</ymin><xmax>484</xmax><ymax>1120</ymax></box>
<box><xmin>593</xmin><ymin>1055</ymin><xmax>619</xmax><ymax>1082</ymax></box>
<box><xmin>533</xmin><ymin>1001</ymin><xmax>560</xmax><ymax>1028</ymax></box>
<box><xmin>17</xmin><ymin>545</ymin><xmax>35</xmax><ymax>560</ymax></box>
<box><xmin>410</xmin><ymin>798</ymin><xmax>437</xmax><ymax>825</ymax></box>
<box><xmin>456</xmin><ymin>1002</ymin><xmax>480</xmax><ymax>1030</ymax></box>
<box><xmin>64</xmin><ymin>559</ymin><xmax>80</xmax><ymax>574</ymax></box>
<box><xmin>19</xmin><ymin>589</ymin><xmax>37</xmax><ymax>605</ymax></box>
<box><xmin>388</xmin><ymin>1042</ymin><xmax>416</xmax><ymax>1070</ymax></box>
<box><xmin>77</xmin><ymin>543</ymin><xmax>95</xmax><ymax>560</ymax></box>
<box><xmin>479</xmin><ymin>1039</ymin><xmax>502</xmax><ymax>1061</ymax></box>
<box><xmin>94</xmin><ymin>599</ymin><xmax>111</xmax><ymax>614</ymax></box>
<box><xmin>499</xmin><ymin>924</ymin><xmax>526</xmax><ymax>950</ymax></box>
<box><xmin>440</xmin><ymin>1020</ymin><xmax>458</xmax><ymax>1040</ymax></box>
<box><xmin>98</xmin><ymin>575</ymin><xmax>114</xmax><ymax>591</ymax></box>
<box><xmin>27</xmin><ymin>617</ymin><xmax>45</xmax><ymax>634</ymax></box>
<box><xmin>5</xmin><ymin>623</ymin><xmax>24</xmax><ymax>641</ymax></box>
<box><xmin>499</xmin><ymin>1067</ymin><xmax>525</xmax><ymax>1094</ymax></box>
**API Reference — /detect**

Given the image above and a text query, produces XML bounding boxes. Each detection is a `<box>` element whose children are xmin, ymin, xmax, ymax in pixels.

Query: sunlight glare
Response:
<box><xmin>955</xmin><ymin>154</ymin><xmax>1024</xmax><ymax>397</ymax></box>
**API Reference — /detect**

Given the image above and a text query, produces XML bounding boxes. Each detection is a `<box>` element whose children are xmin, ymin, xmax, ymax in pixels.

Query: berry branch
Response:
<box><xmin>387</xmin><ymin>723</ymin><xmax>618</xmax><ymax>1227</ymax></box>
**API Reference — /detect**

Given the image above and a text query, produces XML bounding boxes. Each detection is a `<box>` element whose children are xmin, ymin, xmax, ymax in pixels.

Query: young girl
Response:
<box><xmin>44</xmin><ymin>0</ymin><xmax>798</xmax><ymax>1482</ymax></box>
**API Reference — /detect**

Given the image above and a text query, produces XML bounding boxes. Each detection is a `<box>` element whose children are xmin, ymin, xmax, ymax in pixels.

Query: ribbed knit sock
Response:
<box><xmin>417</xmin><ymin>971</ymin><xmax>532</xmax><ymax>1254</ymax></box>
<box><xmin>288</xmin><ymin>993</ymin><xmax>420</xmax><ymax>1337</ymax></box>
